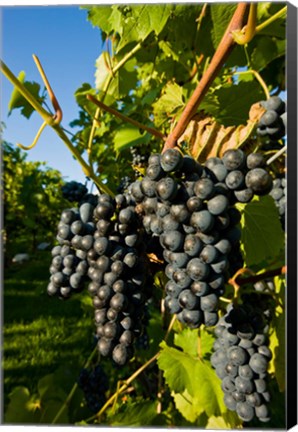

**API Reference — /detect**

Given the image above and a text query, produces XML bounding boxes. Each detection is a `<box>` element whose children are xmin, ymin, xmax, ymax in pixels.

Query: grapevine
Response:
<box><xmin>2</xmin><ymin>3</ymin><xmax>289</xmax><ymax>429</ymax></box>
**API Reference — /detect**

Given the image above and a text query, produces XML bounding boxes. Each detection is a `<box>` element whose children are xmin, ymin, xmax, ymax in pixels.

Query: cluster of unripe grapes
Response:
<box><xmin>211</xmin><ymin>292</ymin><xmax>273</xmax><ymax>423</ymax></box>
<box><xmin>257</xmin><ymin>96</ymin><xmax>286</xmax><ymax>140</ymax></box>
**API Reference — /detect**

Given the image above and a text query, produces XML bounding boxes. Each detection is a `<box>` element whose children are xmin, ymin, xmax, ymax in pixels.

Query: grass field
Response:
<box><xmin>2</xmin><ymin>251</ymin><xmax>95</xmax><ymax>409</ymax></box>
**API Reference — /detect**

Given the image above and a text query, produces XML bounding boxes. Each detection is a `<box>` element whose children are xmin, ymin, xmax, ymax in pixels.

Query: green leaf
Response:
<box><xmin>174</xmin><ymin>328</ymin><xmax>199</xmax><ymax>358</ymax></box>
<box><xmin>158</xmin><ymin>341</ymin><xmax>226</xmax><ymax>423</ymax></box>
<box><xmin>269</xmin><ymin>276</ymin><xmax>285</xmax><ymax>392</ymax></box>
<box><xmin>39</xmin><ymin>400</ymin><xmax>69</xmax><ymax>424</ymax></box>
<box><xmin>113</xmin><ymin>124</ymin><xmax>151</xmax><ymax>152</ymax></box>
<box><xmin>250</xmin><ymin>37</ymin><xmax>286</xmax><ymax>72</ymax></box>
<box><xmin>172</xmin><ymin>389</ymin><xmax>199</xmax><ymax>423</ymax></box>
<box><xmin>37</xmin><ymin>372</ymin><xmax>68</xmax><ymax>403</ymax></box>
<box><xmin>256</xmin><ymin>4</ymin><xmax>286</xmax><ymax>39</ymax></box>
<box><xmin>173</xmin><ymin>327</ymin><xmax>214</xmax><ymax>359</ymax></box>
<box><xmin>8</xmin><ymin>71</ymin><xmax>45</xmax><ymax>119</ymax></box>
<box><xmin>110</xmin><ymin>400</ymin><xmax>166</xmax><ymax>426</ymax></box>
<box><xmin>95</xmin><ymin>54</ymin><xmax>138</xmax><ymax>102</ymax></box>
<box><xmin>236</xmin><ymin>195</ymin><xmax>285</xmax><ymax>267</ymax></box>
<box><xmin>210</xmin><ymin>4</ymin><xmax>237</xmax><ymax>48</ymax></box>
<box><xmin>116</xmin><ymin>5</ymin><xmax>172</xmax><ymax>52</ymax></box>
<box><xmin>158</xmin><ymin>40</ymin><xmax>180</xmax><ymax>62</ymax></box>
<box><xmin>74</xmin><ymin>83</ymin><xmax>96</xmax><ymax>114</ymax></box>
<box><xmin>4</xmin><ymin>387</ymin><xmax>41</xmax><ymax>423</ymax></box>
<box><xmin>95</xmin><ymin>52</ymin><xmax>111</xmax><ymax>91</ymax></box>
<box><xmin>205</xmin><ymin>81</ymin><xmax>264</xmax><ymax>126</ymax></box>
<box><xmin>158</xmin><ymin>341</ymin><xmax>195</xmax><ymax>394</ymax></box>
<box><xmin>152</xmin><ymin>81</ymin><xmax>184</xmax><ymax>126</ymax></box>
<box><xmin>83</xmin><ymin>5</ymin><xmax>122</xmax><ymax>35</ymax></box>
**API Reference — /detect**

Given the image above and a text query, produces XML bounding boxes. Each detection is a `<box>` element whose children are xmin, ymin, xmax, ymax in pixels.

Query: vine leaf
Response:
<box><xmin>174</xmin><ymin>328</ymin><xmax>199</xmax><ymax>358</ymax></box>
<box><xmin>178</xmin><ymin>102</ymin><xmax>264</xmax><ymax>163</ymax></box>
<box><xmin>8</xmin><ymin>71</ymin><xmax>46</xmax><ymax>119</ymax></box>
<box><xmin>269</xmin><ymin>276</ymin><xmax>285</xmax><ymax>392</ymax></box>
<box><xmin>116</xmin><ymin>5</ymin><xmax>172</xmax><ymax>52</ymax></box>
<box><xmin>236</xmin><ymin>195</ymin><xmax>285</xmax><ymax>268</ymax></box>
<box><xmin>109</xmin><ymin>400</ymin><xmax>166</xmax><ymax>426</ymax></box>
<box><xmin>203</xmin><ymin>81</ymin><xmax>264</xmax><ymax>127</ymax></box>
<box><xmin>82</xmin><ymin>5</ymin><xmax>122</xmax><ymax>36</ymax></box>
<box><xmin>113</xmin><ymin>124</ymin><xmax>151</xmax><ymax>153</ymax></box>
<box><xmin>152</xmin><ymin>81</ymin><xmax>185</xmax><ymax>127</ymax></box>
<box><xmin>4</xmin><ymin>387</ymin><xmax>42</xmax><ymax>423</ymax></box>
<box><xmin>250</xmin><ymin>37</ymin><xmax>286</xmax><ymax>72</ymax></box>
<box><xmin>210</xmin><ymin>4</ymin><xmax>237</xmax><ymax>48</ymax></box>
<box><xmin>158</xmin><ymin>341</ymin><xmax>226</xmax><ymax>423</ymax></box>
<box><xmin>174</xmin><ymin>327</ymin><xmax>214</xmax><ymax>359</ymax></box>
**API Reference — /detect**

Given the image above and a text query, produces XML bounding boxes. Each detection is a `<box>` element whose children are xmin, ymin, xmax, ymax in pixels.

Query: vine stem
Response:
<box><xmin>235</xmin><ymin>265</ymin><xmax>286</xmax><ymax>287</ymax></box>
<box><xmin>266</xmin><ymin>146</ymin><xmax>287</xmax><ymax>165</ymax></box>
<box><xmin>33</xmin><ymin>54</ymin><xmax>63</xmax><ymax>124</ymax></box>
<box><xmin>17</xmin><ymin>121</ymin><xmax>47</xmax><ymax>150</ymax></box>
<box><xmin>163</xmin><ymin>2</ymin><xmax>250</xmax><ymax>152</ymax></box>
<box><xmin>255</xmin><ymin>6</ymin><xmax>287</xmax><ymax>34</ymax></box>
<box><xmin>232</xmin><ymin>3</ymin><xmax>257</xmax><ymax>45</ymax></box>
<box><xmin>87</xmin><ymin>94</ymin><xmax>165</xmax><ymax>140</ymax></box>
<box><xmin>87</xmin><ymin>353</ymin><xmax>160</xmax><ymax>423</ymax></box>
<box><xmin>0</xmin><ymin>60</ymin><xmax>52</xmax><ymax>123</ymax></box>
<box><xmin>51</xmin><ymin>345</ymin><xmax>98</xmax><ymax>424</ymax></box>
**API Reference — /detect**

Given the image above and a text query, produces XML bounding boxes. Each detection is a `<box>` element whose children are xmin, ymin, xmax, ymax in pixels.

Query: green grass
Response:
<box><xmin>3</xmin><ymin>251</ymin><xmax>95</xmax><ymax>408</ymax></box>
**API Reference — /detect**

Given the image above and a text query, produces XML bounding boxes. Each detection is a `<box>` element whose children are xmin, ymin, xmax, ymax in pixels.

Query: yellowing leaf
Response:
<box><xmin>178</xmin><ymin>102</ymin><xmax>265</xmax><ymax>163</ymax></box>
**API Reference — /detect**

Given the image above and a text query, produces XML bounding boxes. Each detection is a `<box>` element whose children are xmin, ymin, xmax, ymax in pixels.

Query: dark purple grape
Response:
<box><xmin>245</xmin><ymin>168</ymin><xmax>273</xmax><ymax>195</ymax></box>
<box><xmin>225</xmin><ymin>170</ymin><xmax>245</xmax><ymax>190</ymax></box>
<box><xmin>190</xmin><ymin>210</ymin><xmax>214</xmax><ymax>233</ymax></box>
<box><xmin>222</xmin><ymin>149</ymin><xmax>246</xmax><ymax>171</ymax></box>
<box><xmin>187</xmin><ymin>258</ymin><xmax>210</xmax><ymax>281</ymax></box>
<box><xmin>156</xmin><ymin>177</ymin><xmax>177</xmax><ymax>200</ymax></box>
<box><xmin>160</xmin><ymin>148</ymin><xmax>183</xmax><ymax>172</ymax></box>
<box><xmin>160</xmin><ymin>230</ymin><xmax>184</xmax><ymax>252</ymax></box>
<box><xmin>207</xmin><ymin>194</ymin><xmax>229</xmax><ymax>215</ymax></box>
<box><xmin>194</xmin><ymin>178</ymin><xmax>215</xmax><ymax>199</ymax></box>
<box><xmin>178</xmin><ymin>289</ymin><xmax>199</xmax><ymax>309</ymax></box>
<box><xmin>184</xmin><ymin>234</ymin><xmax>203</xmax><ymax>257</ymax></box>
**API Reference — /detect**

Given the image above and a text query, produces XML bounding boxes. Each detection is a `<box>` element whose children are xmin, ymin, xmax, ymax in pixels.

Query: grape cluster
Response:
<box><xmin>211</xmin><ymin>292</ymin><xmax>273</xmax><ymax>423</ymax></box>
<box><xmin>77</xmin><ymin>365</ymin><xmax>108</xmax><ymax>413</ymax></box>
<box><xmin>257</xmin><ymin>96</ymin><xmax>286</xmax><ymax>140</ymax></box>
<box><xmin>47</xmin><ymin>201</ymin><xmax>97</xmax><ymax>299</ymax></box>
<box><xmin>270</xmin><ymin>176</ymin><xmax>286</xmax><ymax>230</ymax></box>
<box><xmin>117</xmin><ymin>176</ymin><xmax>132</xmax><ymax>194</ymax></box>
<box><xmin>61</xmin><ymin>180</ymin><xmax>88</xmax><ymax>202</ymax></box>
<box><xmin>130</xmin><ymin>146</ymin><xmax>149</xmax><ymax>177</ymax></box>
<box><xmin>128</xmin><ymin>148</ymin><xmax>272</xmax><ymax>328</ymax></box>
<box><xmin>86</xmin><ymin>193</ymin><xmax>150</xmax><ymax>366</ymax></box>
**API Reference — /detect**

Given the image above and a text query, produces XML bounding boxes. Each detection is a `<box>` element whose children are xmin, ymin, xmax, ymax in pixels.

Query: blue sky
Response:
<box><xmin>1</xmin><ymin>6</ymin><xmax>104</xmax><ymax>185</ymax></box>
